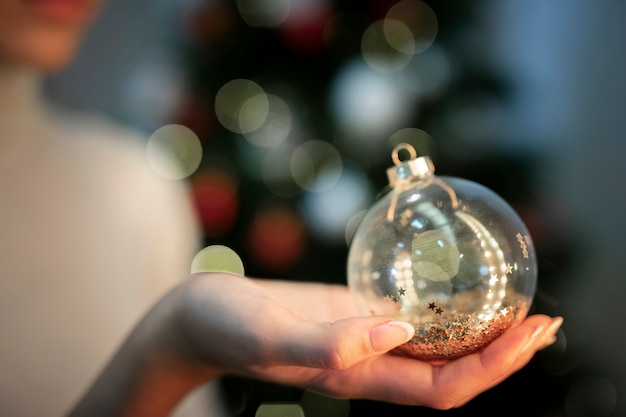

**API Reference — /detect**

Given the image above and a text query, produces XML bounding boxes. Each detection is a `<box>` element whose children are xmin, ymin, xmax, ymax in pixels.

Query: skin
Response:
<box><xmin>67</xmin><ymin>273</ymin><xmax>562</xmax><ymax>416</ymax></box>
<box><xmin>1</xmin><ymin>1</ymin><xmax>563</xmax><ymax>415</ymax></box>
<box><xmin>0</xmin><ymin>0</ymin><xmax>103</xmax><ymax>71</ymax></box>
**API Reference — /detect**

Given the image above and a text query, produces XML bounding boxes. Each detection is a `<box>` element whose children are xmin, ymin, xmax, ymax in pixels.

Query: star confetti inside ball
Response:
<box><xmin>347</xmin><ymin>143</ymin><xmax>537</xmax><ymax>361</ymax></box>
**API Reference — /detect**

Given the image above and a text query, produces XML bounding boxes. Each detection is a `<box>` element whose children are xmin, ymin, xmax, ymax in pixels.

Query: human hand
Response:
<box><xmin>67</xmin><ymin>272</ymin><xmax>561</xmax><ymax>417</ymax></box>
<box><xmin>174</xmin><ymin>272</ymin><xmax>562</xmax><ymax>410</ymax></box>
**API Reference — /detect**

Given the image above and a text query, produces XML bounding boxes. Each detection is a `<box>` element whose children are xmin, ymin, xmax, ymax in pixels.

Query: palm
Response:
<box><xmin>179</xmin><ymin>273</ymin><xmax>558</xmax><ymax>409</ymax></box>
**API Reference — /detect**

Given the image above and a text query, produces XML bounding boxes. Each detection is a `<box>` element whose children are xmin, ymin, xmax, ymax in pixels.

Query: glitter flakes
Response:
<box><xmin>516</xmin><ymin>233</ymin><xmax>529</xmax><ymax>259</ymax></box>
<box><xmin>391</xmin><ymin>291</ymin><xmax>529</xmax><ymax>361</ymax></box>
<box><xmin>426</xmin><ymin>301</ymin><xmax>444</xmax><ymax>315</ymax></box>
<box><xmin>393</xmin><ymin>306</ymin><xmax>516</xmax><ymax>361</ymax></box>
<box><xmin>383</xmin><ymin>287</ymin><xmax>407</xmax><ymax>311</ymax></box>
<box><xmin>377</xmin><ymin>273</ymin><xmax>531</xmax><ymax>361</ymax></box>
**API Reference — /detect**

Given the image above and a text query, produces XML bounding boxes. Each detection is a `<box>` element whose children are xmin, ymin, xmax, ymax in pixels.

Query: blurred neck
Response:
<box><xmin>0</xmin><ymin>63</ymin><xmax>42</xmax><ymax>106</ymax></box>
<box><xmin>0</xmin><ymin>64</ymin><xmax>46</xmax><ymax>154</ymax></box>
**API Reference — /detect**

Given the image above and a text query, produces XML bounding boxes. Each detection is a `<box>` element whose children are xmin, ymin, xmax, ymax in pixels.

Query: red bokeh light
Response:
<box><xmin>191</xmin><ymin>170</ymin><xmax>239</xmax><ymax>237</ymax></box>
<box><xmin>280</xmin><ymin>2</ymin><xmax>332</xmax><ymax>54</ymax></box>
<box><xmin>247</xmin><ymin>206</ymin><xmax>307</xmax><ymax>272</ymax></box>
<box><xmin>180</xmin><ymin>1</ymin><xmax>236</xmax><ymax>45</ymax></box>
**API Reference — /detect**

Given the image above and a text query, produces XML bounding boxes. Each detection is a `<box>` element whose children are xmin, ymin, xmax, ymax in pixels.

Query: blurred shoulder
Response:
<box><xmin>49</xmin><ymin>106</ymin><xmax>188</xmax><ymax>201</ymax></box>
<box><xmin>47</xmin><ymin>106</ymin><xmax>201</xmax><ymax>242</ymax></box>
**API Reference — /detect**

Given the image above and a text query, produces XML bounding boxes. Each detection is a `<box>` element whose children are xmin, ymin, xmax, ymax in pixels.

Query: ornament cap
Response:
<box><xmin>386</xmin><ymin>143</ymin><xmax>435</xmax><ymax>187</ymax></box>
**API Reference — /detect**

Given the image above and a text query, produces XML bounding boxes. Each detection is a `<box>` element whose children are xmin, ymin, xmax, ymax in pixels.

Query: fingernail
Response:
<box><xmin>370</xmin><ymin>321</ymin><xmax>415</xmax><ymax>352</ymax></box>
<box><xmin>545</xmin><ymin>317</ymin><xmax>564</xmax><ymax>338</ymax></box>
<box><xmin>521</xmin><ymin>317</ymin><xmax>564</xmax><ymax>354</ymax></box>
<box><xmin>539</xmin><ymin>317</ymin><xmax>563</xmax><ymax>349</ymax></box>
<box><xmin>521</xmin><ymin>324</ymin><xmax>544</xmax><ymax>354</ymax></box>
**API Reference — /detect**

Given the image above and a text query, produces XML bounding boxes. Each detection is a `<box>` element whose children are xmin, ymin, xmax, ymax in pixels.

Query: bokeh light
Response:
<box><xmin>564</xmin><ymin>376</ymin><xmax>617</xmax><ymax>417</ymax></box>
<box><xmin>290</xmin><ymin>140</ymin><xmax>343</xmax><ymax>193</ymax></box>
<box><xmin>540</xmin><ymin>328</ymin><xmax>581</xmax><ymax>377</ymax></box>
<box><xmin>360</xmin><ymin>0</ymin><xmax>438</xmax><ymax>74</ymax></box>
<box><xmin>361</xmin><ymin>19</ymin><xmax>413</xmax><ymax>73</ymax></box>
<box><xmin>300</xmin><ymin>389</ymin><xmax>350</xmax><ymax>417</ymax></box>
<box><xmin>247</xmin><ymin>206</ymin><xmax>307</xmax><ymax>272</ymax></box>
<box><xmin>280</xmin><ymin>0</ymin><xmax>332</xmax><ymax>54</ymax></box>
<box><xmin>302</xmin><ymin>164</ymin><xmax>374</xmax><ymax>244</ymax></box>
<box><xmin>190</xmin><ymin>245</ymin><xmax>245</xmax><ymax>276</ymax></box>
<box><xmin>237</xmin><ymin>0</ymin><xmax>290</xmax><ymax>28</ymax></box>
<box><xmin>146</xmin><ymin>124</ymin><xmax>203</xmax><ymax>179</ymax></box>
<box><xmin>190</xmin><ymin>170</ymin><xmax>239</xmax><ymax>237</ymax></box>
<box><xmin>385</xmin><ymin>0</ymin><xmax>438</xmax><ymax>55</ymax></box>
<box><xmin>329</xmin><ymin>59</ymin><xmax>415</xmax><ymax>144</ymax></box>
<box><xmin>388</xmin><ymin>127</ymin><xmax>437</xmax><ymax>161</ymax></box>
<box><xmin>215</xmin><ymin>79</ymin><xmax>269</xmax><ymax>134</ymax></box>
<box><xmin>261</xmin><ymin>143</ymin><xmax>302</xmax><ymax>197</ymax></box>
<box><xmin>255</xmin><ymin>403</ymin><xmax>304</xmax><ymax>417</ymax></box>
<box><xmin>243</xmin><ymin>94</ymin><xmax>293</xmax><ymax>148</ymax></box>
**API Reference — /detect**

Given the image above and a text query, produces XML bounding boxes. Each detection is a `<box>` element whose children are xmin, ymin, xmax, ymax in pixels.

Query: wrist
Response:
<box><xmin>126</xmin><ymin>285</ymin><xmax>225</xmax><ymax>413</ymax></box>
<box><xmin>67</xmin><ymin>283</ymin><xmax>222</xmax><ymax>417</ymax></box>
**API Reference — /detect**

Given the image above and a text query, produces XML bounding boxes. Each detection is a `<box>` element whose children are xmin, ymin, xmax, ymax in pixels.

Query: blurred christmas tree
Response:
<box><xmin>172</xmin><ymin>0</ymin><xmax>473</xmax><ymax>281</ymax></box>
<box><xmin>167</xmin><ymin>1</ymin><xmax>572</xmax><ymax>415</ymax></box>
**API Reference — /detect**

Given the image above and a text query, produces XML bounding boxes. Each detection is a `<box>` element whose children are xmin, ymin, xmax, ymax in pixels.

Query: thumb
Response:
<box><xmin>277</xmin><ymin>316</ymin><xmax>415</xmax><ymax>370</ymax></box>
<box><xmin>368</xmin><ymin>320</ymin><xmax>416</xmax><ymax>352</ymax></box>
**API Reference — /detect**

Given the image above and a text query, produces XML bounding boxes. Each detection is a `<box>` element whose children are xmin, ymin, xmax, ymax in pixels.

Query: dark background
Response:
<box><xmin>45</xmin><ymin>1</ymin><xmax>626</xmax><ymax>416</ymax></box>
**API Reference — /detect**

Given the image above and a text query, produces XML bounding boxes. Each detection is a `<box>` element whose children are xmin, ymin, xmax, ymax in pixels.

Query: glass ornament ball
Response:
<box><xmin>347</xmin><ymin>144</ymin><xmax>537</xmax><ymax>361</ymax></box>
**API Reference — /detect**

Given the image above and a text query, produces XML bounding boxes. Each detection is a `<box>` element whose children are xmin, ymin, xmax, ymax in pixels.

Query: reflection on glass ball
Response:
<box><xmin>347</xmin><ymin>144</ymin><xmax>537</xmax><ymax>361</ymax></box>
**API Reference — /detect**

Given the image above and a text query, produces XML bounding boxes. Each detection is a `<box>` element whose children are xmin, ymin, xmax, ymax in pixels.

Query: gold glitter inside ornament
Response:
<box><xmin>347</xmin><ymin>143</ymin><xmax>537</xmax><ymax>361</ymax></box>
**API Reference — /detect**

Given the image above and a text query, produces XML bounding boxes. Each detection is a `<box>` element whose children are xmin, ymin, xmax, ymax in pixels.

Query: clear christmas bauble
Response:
<box><xmin>347</xmin><ymin>144</ymin><xmax>537</xmax><ymax>361</ymax></box>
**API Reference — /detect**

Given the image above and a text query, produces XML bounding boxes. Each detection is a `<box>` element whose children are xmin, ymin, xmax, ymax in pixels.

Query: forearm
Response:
<box><xmin>66</xmin><ymin>288</ymin><xmax>221</xmax><ymax>417</ymax></box>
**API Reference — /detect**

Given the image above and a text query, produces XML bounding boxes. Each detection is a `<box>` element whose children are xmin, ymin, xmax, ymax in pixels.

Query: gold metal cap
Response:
<box><xmin>386</xmin><ymin>143</ymin><xmax>435</xmax><ymax>187</ymax></box>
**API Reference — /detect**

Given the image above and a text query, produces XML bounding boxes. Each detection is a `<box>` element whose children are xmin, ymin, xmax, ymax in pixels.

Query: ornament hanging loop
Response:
<box><xmin>392</xmin><ymin>143</ymin><xmax>418</xmax><ymax>166</ymax></box>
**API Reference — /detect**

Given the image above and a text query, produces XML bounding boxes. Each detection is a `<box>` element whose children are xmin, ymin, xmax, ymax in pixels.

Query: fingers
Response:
<box><xmin>178</xmin><ymin>274</ymin><xmax>415</xmax><ymax>373</ymax></box>
<box><xmin>272</xmin><ymin>316</ymin><xmax>415</xmax><ymax>370</ymax></box>
<box><xmin>502</xmin><ymin>315</ymin><xmax>563</xmax><ymax>377</ymax></box>
<box><xmin>330</xmin><ymin>315</ymin><xmax>563</xmax><ymax>408</ymax></box>
<box><xmin>428</xmin><ymin>314</ymin><xmax>563</xmax><ymax>409</ymax></box>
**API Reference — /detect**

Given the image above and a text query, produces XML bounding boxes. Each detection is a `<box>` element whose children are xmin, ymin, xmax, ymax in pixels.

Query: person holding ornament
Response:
<box><xmin>0</xmin><ymin>1</ymin><xmax>563</xmax><ymax>416</ymax></box>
